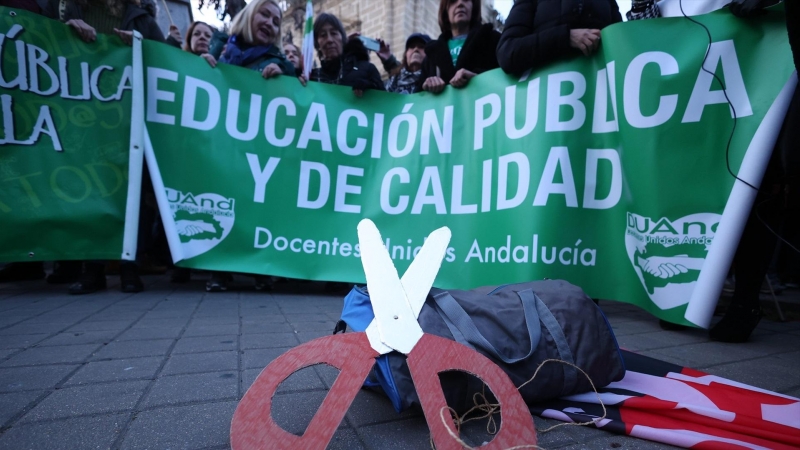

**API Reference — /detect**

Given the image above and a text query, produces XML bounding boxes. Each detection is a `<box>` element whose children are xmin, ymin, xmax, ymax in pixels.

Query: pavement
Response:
<box><xmin>0</xmin><ymin>272</ymin><xmax>798</xmax><ymax>450</ymax></box>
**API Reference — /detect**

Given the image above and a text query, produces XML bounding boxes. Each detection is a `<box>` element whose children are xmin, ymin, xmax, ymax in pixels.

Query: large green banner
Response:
<box><xmin>0</xmin><ymin>9</ymin><xmax>140</xmax><ymax>261</ymax></box>
<box><xmin>143</xmin><ymin>7</ymin><xmax>794</xmax><ymax>327</ymax></box>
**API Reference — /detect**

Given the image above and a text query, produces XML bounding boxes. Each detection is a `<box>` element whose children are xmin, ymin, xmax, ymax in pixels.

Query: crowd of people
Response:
<box><xmin>0</xmin><ymin>0</ymin><xmax>797</xmax><ymax>344</ymax></box>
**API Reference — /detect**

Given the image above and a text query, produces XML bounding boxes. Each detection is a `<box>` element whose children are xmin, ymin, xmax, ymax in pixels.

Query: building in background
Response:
<box><xmin>279</xmin><ymin>0</ymin><xmax>501</xmax><ymax>76</ymax></box>
<box><xmin>152</xmin><ymin>0</ymin><xmax>194</xmax><ymax>40</ymax></box>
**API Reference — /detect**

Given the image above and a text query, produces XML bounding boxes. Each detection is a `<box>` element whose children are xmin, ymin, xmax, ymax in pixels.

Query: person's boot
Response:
<box><xmin>120</xmin><ymin>262</ymin><xmax>144</xmax><ymax>293</ymax></box>
<box><xmin>0</xmin><ymin>262</ymin><xmax>45</xmax><ymax>282</ymax></box>
<box><xmin>46</xmin><ymin>261</ymin><xmax>82</xmax><ymax>284</ymax></box>
<box><xmin>709</xmin><ymin>303</ymin><xmax>762</xmax><ymax>343</ymax></box>
<box><xmin>254</xmin><ymin>275</ymin><xmax>273</xmax><ymax>291</ymax></box>
<box><xmin>170</xmin><ymin>267</ymin><xmax>191</xmax><ymax>283</ymax></box>
<box><xmin>69</xmin><ymin>263</ymin><xmax>107</xmax><ymax>295</ymax></box>
<box><xmin>206</xmin><ymin>272</ymin><xmax>229</xmax><ymax>292</ymax></box>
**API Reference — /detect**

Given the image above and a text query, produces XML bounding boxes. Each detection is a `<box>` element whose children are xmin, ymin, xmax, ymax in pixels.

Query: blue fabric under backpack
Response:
<box><xmin>336</xmin><ymin>280</ymin><xmax>625</xmax><ymax>413</ymax></box>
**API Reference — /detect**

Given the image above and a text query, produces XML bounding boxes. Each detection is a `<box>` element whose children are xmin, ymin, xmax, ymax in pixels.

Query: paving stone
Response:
<box><xmin>188</xmin><ymin>316</ymin><xmax>240</xmax><ymax>325</ymax></box>
<box><xmin>0</xmin><ymin>348</ymin><xmax>15</xmax><ymax>360</ymax></box>
<box><xmin>142</xmin><ymin>371</ymin><xmax>238</xmax><ymax>407</ymax></box>
<box><xmin>20</xmin><ymin>380</ymin><xmax>149</xmax><ymax>421</ymax></box>
<box><xmin>1</xmin><ymin>344</ymin><xmax>98</xmax><ymax>367</ymax></box>
<box><xmin>615</xmin><ymin>330</ymin><xmax>708</xmax><ymax>352</ymax></box>
<box><xmin>64</xmin><ymin>357</ymin><xmax>163</xmax><ymax>385</ymax></box>
<box><xmin>295</xmin><ymin>330</ymin><xmax>329</xmax><ymax>343</ymax></box>
<box><xmin>182</xmin><ymin>323</ymin><xmax>240</xmax><ymax>337</ymax></box>
<box><xmin>241</xmin><ymin>321</ymin><xmax>293</xmax><ymax>334</ymax></box>
<box><xmin>91</xmin><ymin>339</ymin><xmax>174</xmax><ymax>360</ymax></box>
<box><xmin>240</xmin><ymin>332</ymin><xmax>298</xmax><ymax>349</ymax></box>
<box><xmin>172</xmin><ymin>335</ymin><xmax>238</xmax><ymax>354</ymax></box>
<box><xmin>240</xmin><ymin>315</ymin><xmax>286</xmax><ymax>325</ymax></box>
<box><xmin>271</xmin><ymin>390</ymin><xmax>329</xmax><ymax>435</ymax></box>
<box><xmin>327</xmin><ymin>427</ymin><xmax>366</xmax><ymax>450</ymax></box>
<box><xmin>284</xmin><ymin>313</ymin><xmax>330</xmax><ymax>323</ymax></box>
<box><xmin>242</xmin><ymin>347</ymin><xmax>291</xmax><ymax>369</ymax></box>
<box><xmin>0</xmin><ymin>365</ymin><xmax>78</xmax><ymax>392</ymax></box>
<box><xmin>114</xmin><ymin>327</ymin><xmax>183</xmax><ymax>341</ymax></box>
<box><xmin>646</xmin><ymin>341</ymin><xmax>769</xmax><ymax>368</ymax></box>
<box><xmin>161</xmin><ymin>351</ymin><xmax>238</xmax><ymax>375</ymax></box>
<box><xmin>67</xmin><ymin>320</ymin><xmax>135</xmax><ymax>332</ymax></box>
<box><xmin>0</xmin><ymin>390</ymin><xmax>45</xmax><ymax>426</ymax></box>
<box><xmin>131</xmin><ymin>318</ymin><xmax>190</xmax><ymax>329</ymax></box>
<box><xmin>37</xmin><ymin>330</ymin><xmax>118</xmax><ymax>346</ymax></box>
<box><xmin>315</xmin><ymin>364</ymin><xmax>341</xmax><ymax>389</ymax></box>
<box><xmin>291</xmin><ymin>321</ymin><xmax>336</xmax><ymax>332</ymax></box>
<box><xmin>120</xmin><ymin>401</ymin><xmax>237</xmax><ymax>450</ymax></box>
<box><xmin>0</xmin><ymin>322</ymin><xmax>67</xmax><ymax>335</ymax></box>
<box><xmin>359</xmin><ymin>418</ymin><xmax>434</xmax><ymax>449</ymax></box>
<box><xmin>0</xmin><ymin>413</ymin><xmax>128</xmax><ymax>450</ymax></box>
<box><xmin>346</xmin><ymin>389</ymin><xmax>422</xmax><ymax>427</ymax></box>
<box><xmin>0</xmin><ymin>334</ymin><xmax>48</xmax><ymax>350</ymax></box>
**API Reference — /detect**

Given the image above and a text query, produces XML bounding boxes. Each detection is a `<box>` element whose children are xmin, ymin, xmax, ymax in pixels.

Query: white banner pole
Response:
<box><xmin>121</xmin><ymin>31</ymin><xmax>145</xmax><ymax>261</ymax></box>
<box><xmin>685</xmin><ymin>72</ymin><xmax>797</xmax><ymax>327</ymax></box>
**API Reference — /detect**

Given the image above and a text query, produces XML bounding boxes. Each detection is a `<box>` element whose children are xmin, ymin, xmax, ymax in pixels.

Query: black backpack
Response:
<box><xmin>337</xmin><ymin>279</ymin><xmax>626</xmax><ymax>413</ymax></box>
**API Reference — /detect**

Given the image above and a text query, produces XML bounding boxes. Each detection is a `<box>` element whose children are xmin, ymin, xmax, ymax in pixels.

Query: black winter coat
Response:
<box><xmin>43</xmin><ymin>0</ymin><xmax>165</xmax><ymax>43</ymax></box>
<box><xmin>497</xmin><ymin>0</ymin><xmax>621</xmax><ymax>75</ymax></box>
<box><xmin>418</xmin><ymin>23</ymin><xmax>501</xmax><ymax>89</ymax></box>
<box><xmin>311</xmin><ymin>39</ymin><xmax>385</xmax><ymax>91</ymax></box>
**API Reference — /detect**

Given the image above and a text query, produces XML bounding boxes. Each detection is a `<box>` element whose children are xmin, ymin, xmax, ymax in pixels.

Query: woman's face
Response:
<box><xmin>251</xmin><ymin>2</ymin><xmax>281</xmax><ymax>47</ymax></box>
<box><xmin>316</xmin><ymin>23</ymin><xmax>343</xmax><ymax>60</ymax></box>
<box><xmin>190</xmin><ymin>23</ymin><xmax>213</xmax><ymax>54</ymax></box>
<box><xmin>447</xmin><ymin>0</ymin><xmax>473</xmax><ymax>31</ymax></box>
<box><xmin>284</xmin><ymin>43</ymin><xmax>301</xmax><ymax>68</ymax></box>
<box><xmin>405</xmin><ymin>41</ymin><xmax>426</xmax><ymax>71</ymax></box>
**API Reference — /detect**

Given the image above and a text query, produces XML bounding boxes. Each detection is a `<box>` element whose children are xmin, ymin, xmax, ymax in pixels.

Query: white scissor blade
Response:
<box><xmin>400</xmin><ymin>226</ymin><xmax>451</xmax><ymax>318</ymax></box>
<box><xmin>357</xmin><ymin>219</ymin><xmax>422</xmax><ymax>355</ymax></box>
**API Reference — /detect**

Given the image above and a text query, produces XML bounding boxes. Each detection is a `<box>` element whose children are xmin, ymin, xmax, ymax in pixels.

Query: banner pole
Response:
<box><xmin>121</xmin><ymin>30</ymin><xmax>145</xmax><ymax>261</ymax></box>
<box><xmin>685</xmin><ymin>72</ymin><xmax>797</xmax><ymax>328</ymax></box>
<box><xmin>143</xmin><ymin>127</ymin><xmax>184</xmax><ymax>263</ymax></box>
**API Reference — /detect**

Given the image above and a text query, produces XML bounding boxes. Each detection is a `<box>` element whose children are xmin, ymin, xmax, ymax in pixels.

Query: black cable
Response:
<box><xmin>679</xmin><ymin>0</ymin><xmax>799</xmax><ymax>254</ymax></box>
<box><xmin>678</xmin><ymin>0</ymin><xmax>758</xmax><ymax>191</ymax></box>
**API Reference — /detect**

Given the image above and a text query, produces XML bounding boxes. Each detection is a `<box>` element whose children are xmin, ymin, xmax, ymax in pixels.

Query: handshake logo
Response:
<box><xmin>166</xmin><ymin>188</ymin><xmax>235</xmax><ymax>260</ymax></box>
<box><xmin>625</xmin><ymin>212</ymin><xmax>719</xmax><ymax>310</ymax></box>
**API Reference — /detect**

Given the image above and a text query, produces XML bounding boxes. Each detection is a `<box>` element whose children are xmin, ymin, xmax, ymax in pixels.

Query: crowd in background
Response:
<box><xmin>0</xmin><ymin>0</ymin><xmax>797</xmax><ymax>344</ymax></box>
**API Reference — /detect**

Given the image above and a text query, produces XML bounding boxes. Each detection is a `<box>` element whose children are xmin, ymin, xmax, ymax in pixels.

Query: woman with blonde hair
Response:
<box><xmin>219</xmin><ymin>0</ymin><xmax>295</xmax><ymax>79</ymax></box>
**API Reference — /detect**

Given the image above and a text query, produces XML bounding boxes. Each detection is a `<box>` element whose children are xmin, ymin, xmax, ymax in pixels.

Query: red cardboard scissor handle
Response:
<box><xmin>231</xmin><ymin>332</ymin><xmax>537</xmax><ymax>450</ymax></box>
<box><xmin>409</xmin><ymin>333</ymin><xmax>538</xmax><ymax>450</ymax></box>
<box><xmin>231</xmin><ymin>332</ymin><xmax>378</xmax><ymax>450</ymax></box>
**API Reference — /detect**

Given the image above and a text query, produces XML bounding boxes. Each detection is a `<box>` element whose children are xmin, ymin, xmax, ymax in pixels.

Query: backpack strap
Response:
<box><xmin>527</xmin><ymin>290</ymin><xmax>577</xmax><ymax>396</ymax></box>
<box><xmin>431</xmin><ymin>289</ymin><xmax>541</xmax><ymax>364</ymax></box>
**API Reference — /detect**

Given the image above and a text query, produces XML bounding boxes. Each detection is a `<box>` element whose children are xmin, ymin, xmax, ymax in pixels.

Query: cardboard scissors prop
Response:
<box><xmin>231</xmin><ymin>220</ymin><xmax>537</xmax><ymax>450</ymax></box>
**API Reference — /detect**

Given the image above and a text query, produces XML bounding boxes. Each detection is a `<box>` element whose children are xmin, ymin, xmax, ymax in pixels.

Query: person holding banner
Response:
<box><xmin>284</xmin><ymin>42</ymin><xmax>303</xmax><ymax>76</ymax></box>
<box><xmin>43</xmin><ymin>0</ymin><xmax>166</xmax><ymax>44</ymax></box>
<box><xmin>382</xmin><ymin>33</ymin><xmax>431</xmax><ymax>94</ymax></box>
<box><xmin>183</xmin><ymin>21</ymin><xmax>218</xmax><ymax>67</ymax></box>
<box><xmin>496</xmin><ymin>0</ymin><xmax>622</xmax><ymax>75</ymax></box>
<box><xmin>418</xmin><ymin>0</ymin><xmax>501</xmax><ymax>94</ymax></box>
<box><xmin>219</xmin><ymin>0</ymin><xmax>295</xmax><ymax>79</ymax></box>
<box><xmin>308</xmin><ymin>13</ymin><xmax>385</xmax><ymax>97</ymax></box>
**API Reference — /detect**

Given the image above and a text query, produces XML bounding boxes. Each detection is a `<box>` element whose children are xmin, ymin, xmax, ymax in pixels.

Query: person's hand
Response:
<box><xmin>113</xmin><ymin>28</ymin><xmax>134</xmax><ymax>46</ymax></box>
<box><xmin>298</xmin><ymin>74</ymin><xmax>307</xmax><ymax>86</ymax></box>
<box><xmin>168</xmin><ymin>24</ymin><xmax>182</xmax><ymax>43</ymax></box>
<box><xmin>569</xmin><ymin>29</ymin><xmax>601</xmax><ymax>56</ymax></box>
<box><xmin>377</xmin><ymin>38</ymin><xmax>392</xmax><ymax>61</ymax></box>
<box><xmin>261</xmin><ymin>63</ymin><xmax>282</xmax><ymax>79</ymax></box>
<box><xmin>347</xmin><ymin>31</ymin><xmax>361</xmax><ymax>41</ymax></box>
<box><xmin>66</xmin><ymin>19</ymin><xmax>96</xmax><ymax>42</ymax></box>
<box><xmin>449</xmin><ymin>69</ymin><xmax>476</xmax><ymax>88</ymax></box>
<box><xmin>353</xmin><ymin>89</ymin><xmax>364</xmax><ymax>98</ymax></box>
<box><xmin>422</xmin><ymin>76</ymin><xmax>446</xmax><ymax>94</ymax></box>
<box><xmin>200</xmin><ymin>53</ymin><xmax>217</xmax><ymax>68</ymax></box>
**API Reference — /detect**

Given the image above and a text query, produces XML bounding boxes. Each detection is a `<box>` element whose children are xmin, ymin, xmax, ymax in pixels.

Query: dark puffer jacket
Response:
<box><xmin>418</xmin><ymin>23</ymin><xmax>501</xmax><ymax>89</ymax></box>
<box><xmin>497</xmin><ymin>0</ymin><xmax>621</xmax><ymax>75</ymax></box>
<box><xmin>44</xmin><ymin>0</ymin><xmax>165</xmax><ymax>42</ymax></box>
<box><xmin>311</xmin><ymin>39</ymin><xmax>385</xmax><ymax>91</ymax></box>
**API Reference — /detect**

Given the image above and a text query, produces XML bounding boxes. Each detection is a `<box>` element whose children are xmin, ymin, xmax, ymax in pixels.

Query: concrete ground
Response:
<box><xmin>0</xmin><ymin>273</ymin><xmax>798</xmax><ymax>450</ymax></box>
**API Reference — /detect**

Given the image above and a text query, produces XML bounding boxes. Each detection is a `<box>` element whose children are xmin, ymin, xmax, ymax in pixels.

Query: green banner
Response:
<box><xmin>0</xmin><ymin>9</ymin><xmax>138</xmax><ymax>261</ymax></box>
<box><xmin>143</xmin><ymin>7</ymin><xmax>794</xmax><ymax>326</ymax></box>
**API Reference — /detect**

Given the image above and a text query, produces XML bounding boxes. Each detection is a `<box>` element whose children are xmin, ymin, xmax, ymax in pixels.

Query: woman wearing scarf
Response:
<box><xmin>219</xmin><ymin>0</ymin><xmax>294</xmax><ymax>79</ymax></box>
